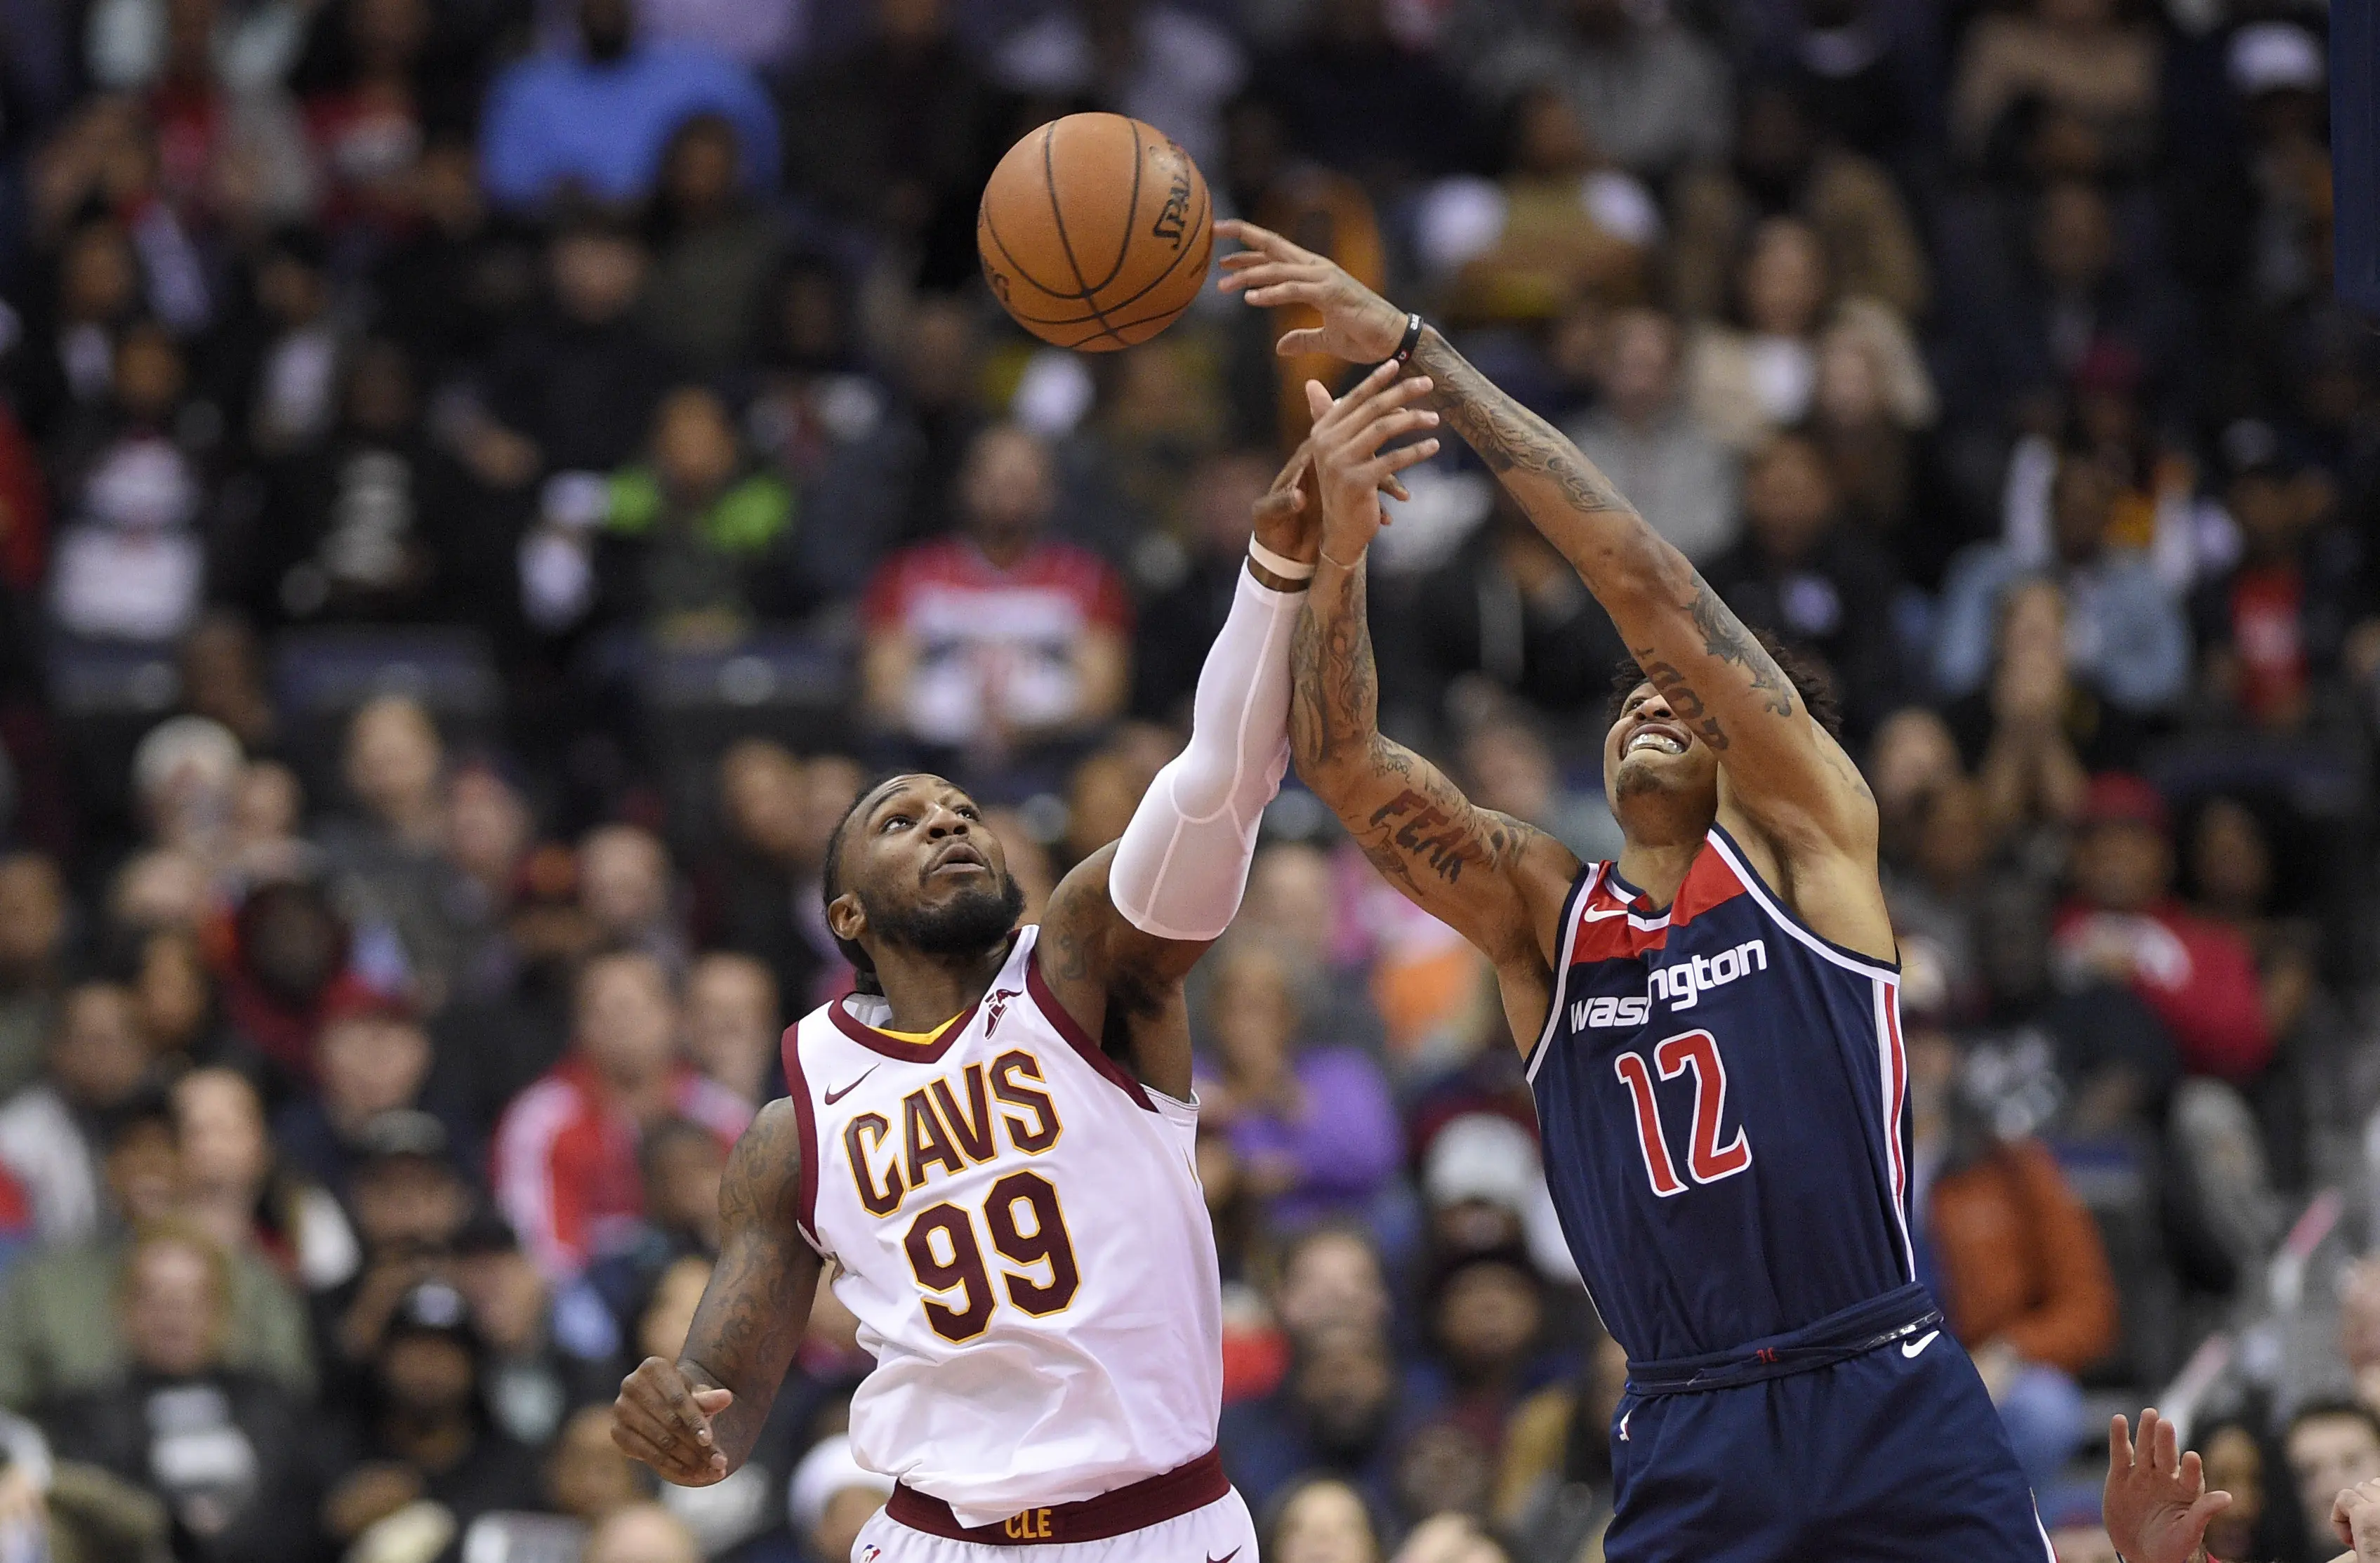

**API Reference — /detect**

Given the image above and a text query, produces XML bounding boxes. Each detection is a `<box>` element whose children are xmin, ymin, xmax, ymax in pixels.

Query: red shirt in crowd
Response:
<box><xmin>2051</xmin><ymin>901</ymin><xmax>2273</xmax><ymax>1081</ymax></box>
<box><xmin>861</xmin><ymin>538</ymin><xmax>1129</xmax><ymax>747</ymax></box>
<box><xmin>492</xmin><ymin>1056</ymin><xmax>751</xmax><ymax>1277</ymax></box>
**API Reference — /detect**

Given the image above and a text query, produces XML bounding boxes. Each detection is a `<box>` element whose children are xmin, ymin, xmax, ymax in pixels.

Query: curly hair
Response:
<box><xmin>1602</xmin><ymin>631</ymin><xmax>1846</xmax><ymax>742</ymax></box>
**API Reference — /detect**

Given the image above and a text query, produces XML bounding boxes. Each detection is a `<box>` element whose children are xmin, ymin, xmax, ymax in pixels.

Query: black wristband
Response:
<box><xmin>1390</xmin><ymin>311</ymin><xmax>1424</xmax><ymax>366</ymax></box>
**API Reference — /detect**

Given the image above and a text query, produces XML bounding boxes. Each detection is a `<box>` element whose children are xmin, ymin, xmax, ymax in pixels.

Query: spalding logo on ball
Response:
<box><xmin>977</xmin><ymin>112</ymin><xmax>1214</xmax><ymax>352</ymax></box>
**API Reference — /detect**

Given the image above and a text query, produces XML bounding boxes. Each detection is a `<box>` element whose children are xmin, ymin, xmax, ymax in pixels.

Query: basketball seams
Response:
<box><xmin>978</xmin><ymin>112</ymin><xmax>1210</xmax><ymax>351</ymax></box>
<box><xmin>1040</xmin><ymin>121</ymin><xmax>1126</xmax><ymax>349</ymax></box>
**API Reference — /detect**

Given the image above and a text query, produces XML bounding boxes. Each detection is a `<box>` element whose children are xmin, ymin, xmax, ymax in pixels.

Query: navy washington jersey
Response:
<box><xmin>1526</xmin><ymin>824</ymin><xmax>1912</xmax><ymax>1364</ymax></box>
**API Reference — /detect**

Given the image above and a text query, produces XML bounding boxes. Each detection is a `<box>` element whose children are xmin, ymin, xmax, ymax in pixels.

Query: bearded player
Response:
<box><xmin>611</xmin><ymin>375</ymin><xmax>1442</xmax><ymax>1563</ymax></box>
<box><xmin>1219</xmin><ymin>218</ymin><xmax>2051</xmax><ymax>1562</ymax></box>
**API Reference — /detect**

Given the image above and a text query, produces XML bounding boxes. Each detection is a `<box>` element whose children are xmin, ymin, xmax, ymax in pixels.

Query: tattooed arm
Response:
<box><xmin>1220</xmin><ymin>218</ymin><xmax>1878</xmax><ymax>860</ymax></box>
<box><xmin>1288</xmin><ymin>368</ymin><xmax>1581</xmax><ymax>1001</ymax></box>
<box><xmin>613</xmin><ymin>1100</ymin><xmax>821</xmax><ymax>1484</ymax></box>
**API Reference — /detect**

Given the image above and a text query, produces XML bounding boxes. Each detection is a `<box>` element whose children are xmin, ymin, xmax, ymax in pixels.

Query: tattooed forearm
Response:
<box><xmin>1631</xmin><ymin>652</ymin><xmax>1730</xmax><ymax>751</ymax></box>
<box><xmin>1290</xmin><ymin>555</ymin><xmax>1382</xmax><ymax>777</ymax></box>
<box><xmin>678</xmin><ymin>1103</ymin><xmax>815</xmax><ymax>1465</ymax></box>
<box><xmin>1686</xmin><ymin>579</ymin><xmax>1797</xmax><ymax>720</ymax></box>
<box><xmin>1408</xmin><ymin>331</ymin><xmax>1639</xmax><ymax>522</ymax></box>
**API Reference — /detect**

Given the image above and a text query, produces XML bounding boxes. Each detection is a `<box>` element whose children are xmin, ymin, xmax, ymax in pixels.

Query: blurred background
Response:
<box><xmin>0</xmin><ymin>0</ymin><xmax>2374</xmax><ymax>1557</ymax></box>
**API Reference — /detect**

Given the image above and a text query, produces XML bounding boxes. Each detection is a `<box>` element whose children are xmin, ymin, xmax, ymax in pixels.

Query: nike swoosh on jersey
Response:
<box><xmin>1206</xmin><ymin>1550</ymin><xmax>1241</xmax><ymax>1563</ymax></box>
<box><xmin>1579</xmin><ymin>906</ymin><xmax>1636</xmax><ymax>921</ymax></box>
<box><xmin>1900</xmin><ymin>1330</ymin><xmax>1941</xmax><ymax>1359</ymax></box>
<box><xmin>824</xmin><ymin>1066</ymin><xmax>881</xmax><ymax>1104</ymax></box>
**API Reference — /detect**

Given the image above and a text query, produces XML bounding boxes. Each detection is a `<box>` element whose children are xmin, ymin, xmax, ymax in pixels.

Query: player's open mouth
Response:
<box><xmin>1626</xmin><ymin>726</ymin><xmax>1688</xmax><ymax>757</ymax></box>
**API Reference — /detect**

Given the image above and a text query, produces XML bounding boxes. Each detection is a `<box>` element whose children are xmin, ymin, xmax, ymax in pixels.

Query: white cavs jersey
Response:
<box><xmin>782</xmin><ymin>927</ymin><xmax>1223</xmax><ymax>1528</ymax></box>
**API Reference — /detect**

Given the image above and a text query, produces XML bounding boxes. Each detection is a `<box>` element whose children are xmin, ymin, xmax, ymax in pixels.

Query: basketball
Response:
<box><xmin>976</xmin><ymin>113</ymin><xmax>1213</xmax><ymax>352</ymax></box>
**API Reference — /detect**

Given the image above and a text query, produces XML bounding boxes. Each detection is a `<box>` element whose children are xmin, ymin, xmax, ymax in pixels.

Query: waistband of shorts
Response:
<box><xmin>885</xmin><ymin>1449</ymin><xmax>1229</xmax><ymax>1545</ymax></box>
<box><xmin>1625</xmin><ymin>1283</ymin><xmax>1943</xmax><ymax>1397</ymax></box>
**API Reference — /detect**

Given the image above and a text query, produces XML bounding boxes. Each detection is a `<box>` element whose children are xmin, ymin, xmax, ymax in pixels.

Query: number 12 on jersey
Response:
<box><xmin>1615</xmin><ymin>1029</ymin><xmax>1753</xmax><ymax>1197</ymax></box>
<box><xmin>904</xmin><ymin>1170</ymin><xmax>1082</xmax><ymax>1340</ymax></box>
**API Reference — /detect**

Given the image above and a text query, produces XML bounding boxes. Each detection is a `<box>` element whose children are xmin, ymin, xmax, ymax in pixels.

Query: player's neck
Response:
<box><xmin>1613</xmin><ymin>838</ymin><xmax>1701</xmax><ymax>911</ymax></box>
<box><xmin>1613</xmin><ymin>794</ymin><xmax>1713</xmax><ymax>910</ymax></box>
<box><xmin>870</xmin><ymin>941</ymin><xmax>1012</xmax><ymax>1033</ymax></box>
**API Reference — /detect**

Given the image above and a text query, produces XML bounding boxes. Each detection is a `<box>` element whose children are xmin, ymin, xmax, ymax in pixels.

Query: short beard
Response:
<box><xmin>861</xmin><ymin>873</ymin><xmax>1024</xmax><ymax>961</ymax></box>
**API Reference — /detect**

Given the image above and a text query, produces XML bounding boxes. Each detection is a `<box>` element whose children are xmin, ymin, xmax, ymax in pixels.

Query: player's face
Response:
<box><xmin>1604</xmin><ymin>682</ymin><xmax>1720</xmax><ymax>810</ymax></box>
<box><xmin>834</xmin><ymin>775</ymin><xmax>1024</xmax><ymax>958</ymax></box>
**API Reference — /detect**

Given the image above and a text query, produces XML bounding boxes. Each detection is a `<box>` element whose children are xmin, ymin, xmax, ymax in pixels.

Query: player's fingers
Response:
<box><xmin>2151</xmin><ymin>1411</ymin><xmax>2179</xmax><ymax>1477</ymax></box>
<box><xmin>2179</xmin><ymin>1449</ymin><xmax>2206</xmax><ymax>1495</ymax></box>
<box><xmin>1243</xmin><ymin>281</ymin><xmax>1330</xmax><ymax>309</ymax></box>
<box><xmin>691</xmin><ymin>1387</ymin><xmax>734</xmax><ymax>1416</ymax></box>
<box><xmin>1354</xmin><ymin>440</ymin><xmax>1441</xmax><ymax>482</ymax></box>
<box><xmin>1379</xmin><ymin>475</ymin><xmax>1410</xmax><ymax>503</ymax></box>
<box><xmin>1274</xmin><ymin>328</ymin><xmax>1328</xmax><ymax>357</ymax></box>
<box><xmin>611</xmin><ymin>1420</ymin><xmax>690</xmax><ymax>1473</ymax></box>
<box><xmin>1337</xmin><ymin>374</ymin><xmax>1438</xmax><ymax>423</ymax></box>
<box><xmin>2109</xmin><ymin>1414</ymin><xmax>2134</xmax><ymax>1468</ymax></box>
<box><xmin>644</xmin><ymin>1373</ymin><xmax>714</xmax><ymax>1446</ymax></box>
<box><xmin>1215</xmin><ymin>218</ymin><xmax>1307</xmax><ymax>261</ymax></box>
<box><xmin>1348</xmin><ymin>407</ymin><xmax>1441</xmax><ymax>454</ymax></box>
<box><xmin>1304</xmin><ymin>379</ymin><xmax>1333</xmax><ymax>423</ymax></box>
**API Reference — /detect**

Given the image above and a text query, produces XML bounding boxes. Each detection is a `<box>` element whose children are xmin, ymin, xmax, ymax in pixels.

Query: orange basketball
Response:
<box><xmin>976</xmin><ymin>113</ymin><xmax>1213</xmax><ymax>352</ymax></box>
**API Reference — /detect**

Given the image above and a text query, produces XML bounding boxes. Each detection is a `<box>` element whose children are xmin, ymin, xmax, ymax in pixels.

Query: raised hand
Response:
<box><xmin>1217</xmin><ymin>218</ymin><xmax>1407</xmax><ymax>362</ymax></box>
<box><xmin>612</xmin><ymin>1356</ymin><xmax>736</xmax><ymax>1485</ymax></box>
<box><xmin>1302</xmin><ymin>361</ymin><xmax>1441</xmax><ymax>567</ymax></box>
<box><xmin>2103</xmin><ymin>1411</ymin><xmax>2232</xmax><ymax>1563</ymax></box>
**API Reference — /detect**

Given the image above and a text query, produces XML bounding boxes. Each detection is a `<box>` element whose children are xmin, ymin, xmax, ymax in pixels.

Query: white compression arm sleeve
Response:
<box><xmin>1109</xmin><ymin>566</ymin><xmax>1302</xmax><ymax>941</ymax></box>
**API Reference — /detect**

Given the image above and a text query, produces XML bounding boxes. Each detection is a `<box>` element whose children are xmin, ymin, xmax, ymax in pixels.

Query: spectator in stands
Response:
<box><xmin>1133</xmin><ymin>449</ymin><xmax>1276</xmax><ymax>722</ymax></box>
<box><xmin>1254</xmin><ymin>0</ymin><xmax>1481</xmax><ymax>187</ymax></box>
<box><xmin>270</xmin><ymin>996</ymin><xmax>443</xmax><ymax>1200</ymax></box>
<box><xmin>1703</xmin><ymin>431</ymin><xmax>1905</xmax><ymax>737</ymax></box>
<box><xmin>2287</xmin><ymin>1403</ymin><xmax>2380</xmax><ymax>1553</ymax></box>
<box><xmin>491</xmin><ymin>949</ymin><xmax>748</xmax><ymax>1277</ymax></box>
<box><xmin>1410</xmin><ymin>495</ymin><xmax>1622</xmax><ymax>721</ymax></box>
<box><xmin>246</xmin><ymin>340</ymin><xmax>479</xmax><ymax>631</ymax></box>
<box><xmin>173</xmin><ymin>1067</ymin><xmax>356</xmax><ymax>1293</ymax></box>
<box><xmin>1563</xmin><ymin>308</ymin><xmax>1738</xmax><ymax>565</ymax></box>
<box><xmin>861</xmin><ymin>423</ymin><xmax>1131</xmax><ymax>770</ymax></box>
<box><xmin>319</xmin><ymin>1111</ymin><xmax>470</xmax><ymax>1387</ymax></box>
<box><xmin>2192</xmin><ymin>421</ymin><xmax>2376</xmax><ymax>733</ymax></box>
<box><xmin>319</xmin><ymin>694</ymin><xmax>466</xmax><ymax>1010</ymax></box>
<box><xmin>1950</xmin><ymin>0</ymin><xmax>2160</xmax><ymax>171</ymax></box>
<box><xmin>1686</xmin><ymin>217</ymin><xmax>1931</xmax><ymax>453</ymax></box>
<box><xmin>1264</xmin><ymin>1475</ymin><xmax>1383</xmax><ymax>1563</ymax></box>
<box><xmin>696</xmin><ymin>743</ymin><xmax>859</xmax><ymax>1013</ymax></box>
<box><xmin>1469</xmin><ymin>0</ymin><xmax>1731</xmax><ymax>181</ymax></box>
<box><xmin>1936</xmin><ymin>451</ymin><xmax>2192</xmax><ymax>723</ymax></box>
<box><xmin>1807</xmin><ymin>316</ymin><xmax>1959</xmax><ymax>588</ymax></box>
<box><xmin>1419</xmin><ymin>1246</ymin><xmax>1550</xmax><ymax>1444</ymax></box>
<box><xmin>215</xmin><ymin>876</ymin><xmax>381</xmax><ymax>1090</ymax></box>
<box><xmin>788</xmin><ymin>1434</ymin><xmax>896</xmax><ymax>1563</ymax></box>
<box><xmin>593</xmin><ymin>385</ymin><xmax>801</xmax><ymax>646</ymax></box>
<box><xmin>35</xmin><ymin>1222</ymin><xmax>318</xmax><ymax>1563</ymax></box>
<box><xmin>1222</xmin><ymin>1326</ymin><xmax>1406</xmax><ymax>1515</ymax></box>
<box><xmin>319</xmin><ymin>1279</ymin><xmax>544</xmax><ymax>1554</ymax></box>
<box><xmin>1668</xmin><ymin>80</ymin><xmax>1929</xmax><ymax>324</ymax></box>
<box><xmin>0</xmin><ymin>855</ymin><xmax>65</xmax><ymax>1101</ymax></box>
<box><xmin>572</xmin><ymin>1115</ymin><xmax>722</xmax><ymax>1352</ymax></box>
<box><xmin>1456</xmin><ymin>706</ymin><xmax>1622</xmax><ymax>863</ymax></box>
<box><xmin>576</xmin><ymin>825</ymin><xmax>687</xmax><ymax>975</ymax></box>
<box><xmin>990</xmin><ymin>0</ymin><xmax>1246</xmax><ymax>174</ymax></box>
<box><xmin>776</xmin><ymin>0</ymin><xmax>991</xmax><ymax>286</ymax></box>
<box><xmin>681</xmin><ymin>951</ymin><xmax>779</xmax><ymax>1108</ymax></box>
<box><xmin>451</xmin><ymin>1215</ymin><xmax>604</xmax><ymax>1447</ymax></box>
<box><xmin>1906</xmin><ymin>1015</ymin><xmax>2116</xmax><ymax>1486</ymax></box>
<box><xmin>639</xmin><ymin>117</ymin><xmax>781</xmax><ymax>375</ymax></box>
<box><xmin>1198</xmin><ymin>943</ymin><xmax>1400</xmax><ymax>1232</ymax></box>
<box><xmin>44</xmin><ymin>324</ymin><xmax>210</xmax><ymax>645</ymax></box>
<box><xmin>2053</xmin><ymin>774</ymin><xmax>2274</xmax><ymax>1084</ymax></box>
<box><xmin>465</xmin><ymin>213</ymin><xmax>677</xmax><ymax>502</ymax></box>
<box><xmin>477</xmin><ymin>0</ymin><xmax>776</xmax><ymax>211</ymax></box>
<box><xmin>0</xmin><ymin>1095</ymin><xmax>316</xmax><ymax>1409</ymax></box>
<box><xmin>0</xmin><ymin>981</ymin><xmax>154</xmax><ymax>1244</ymax></box>
<box><xmin>586</xmin><ymin>1501</ymin><xmax>703</xmax><ymax>1563</ymax></box>
<box><xmin>1490</xmin><ymin>1332</ymin><xmax>1628</xmax><ymax>1557</ymax></box>
<box><xmin>546</xmin><ymin>1399</ymin><xmax>645</xmax><ymax>1524</ymax></box>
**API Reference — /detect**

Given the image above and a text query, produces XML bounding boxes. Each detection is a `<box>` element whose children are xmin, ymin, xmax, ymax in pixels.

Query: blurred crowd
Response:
<box><xmin>0</xmin><ymin>0</ymin><xmax>2376</xmax><ymax>1559</ymax></box>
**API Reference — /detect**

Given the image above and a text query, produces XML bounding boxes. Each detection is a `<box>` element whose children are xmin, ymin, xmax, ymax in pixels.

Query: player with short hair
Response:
<box><xmin>1218</xmin><ymin>216</ymin><xmax>2050</xmax><ymax>1560</ymax></box>
<box><xmin>610</xmin><ymin>376</ymin><xmax>1442</xmax><ymax>1563</ymax></box>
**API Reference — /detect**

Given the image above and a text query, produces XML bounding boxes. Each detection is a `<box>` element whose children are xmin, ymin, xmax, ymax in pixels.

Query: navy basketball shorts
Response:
<box><xmin>1603</xmin><ymin>1329</ymin><xmax>2054</xmax><ymax>1563</ymax></box>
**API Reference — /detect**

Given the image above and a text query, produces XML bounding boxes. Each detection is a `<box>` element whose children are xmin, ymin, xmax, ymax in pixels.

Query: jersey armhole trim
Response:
<box><xmin>1024</xmin><ymin>944</ymin><xmax>1159</xmax><ymax>1114</ymax></box>
<box><xmin>1526</xmin><ymin>861</ymin><xmax>1606</xmax><ymax>1083</ymax></box>
<box><xmin>1703</xmin><ymin>824</ymin><xmax>1899</xmax><ymax>981</ymax></box>
<box><xmin>779</xmin><ymin>1022</ymin><xmax>826</xmax><ymax>1255</ymax></box>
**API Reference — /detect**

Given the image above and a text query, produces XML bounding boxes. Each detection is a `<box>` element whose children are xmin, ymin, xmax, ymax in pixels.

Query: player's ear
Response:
<box><xmin>826</xmin><ymin>891</ymin><xmax>866</xmax><ymax>947</ymax></box>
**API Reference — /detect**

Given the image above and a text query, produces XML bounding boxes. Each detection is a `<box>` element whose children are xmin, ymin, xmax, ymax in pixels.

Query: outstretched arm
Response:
<box><xmin>1219</xmin><ymin>219</ymin><xmax>1877</xmax><ymax>861</ymax></box>
<box><xmin>613</xmin><ymin>1100</ymin><xmax>821</xmax><ymax>1484</ymax></box>
<box><xmin>1288</xmin><ymin>367</ymin><xmax>1580</xmax><ymax>991</ymax></box>
<box><xmin>1034</xmin><ymin>443</ymin><xmax>1332</xmax><ymax>1097</ymax></box>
